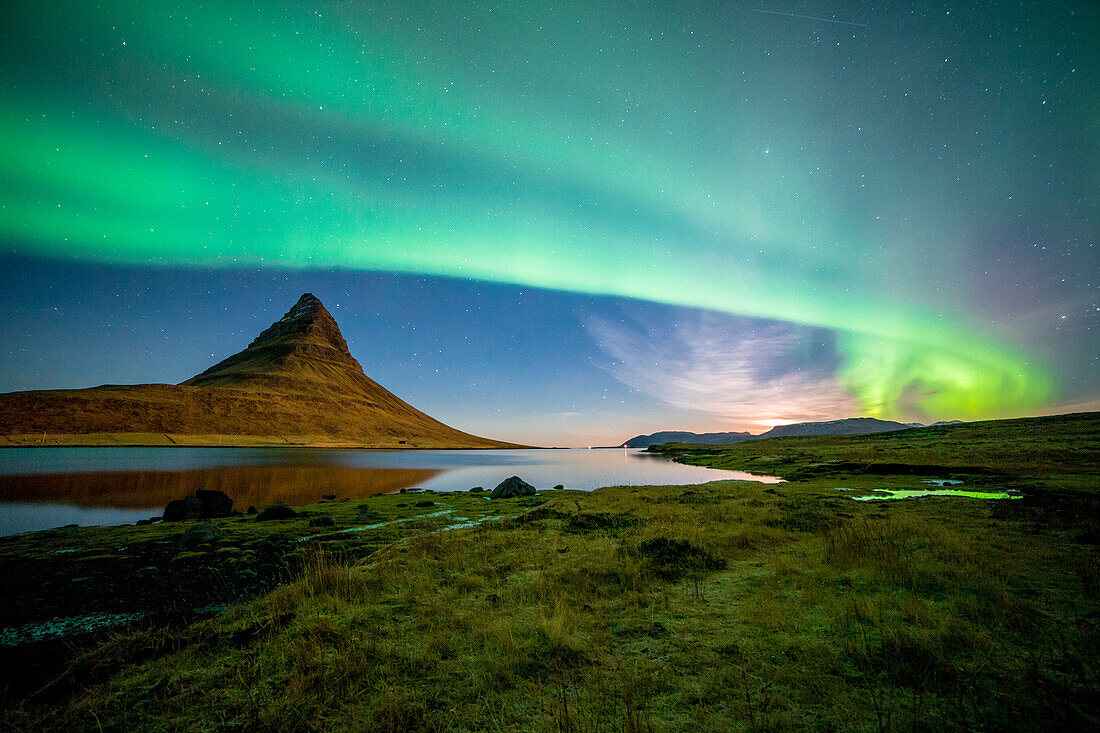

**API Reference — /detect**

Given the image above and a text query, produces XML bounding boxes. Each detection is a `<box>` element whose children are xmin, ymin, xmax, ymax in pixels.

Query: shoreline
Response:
<box><xmin>0</xmin><ymin>434</ymin><xmax>534</xmax><ymax>450</ymax></box>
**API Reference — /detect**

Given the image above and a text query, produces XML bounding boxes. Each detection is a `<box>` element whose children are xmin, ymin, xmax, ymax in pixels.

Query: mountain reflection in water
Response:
<box><xmin>0</xmin><ymin>447</ymin><xmax>782</xmax><ymax>535</ymax></box>
<box><xmin>0</xmin><ymin>466</ymin><xmax>442</xmax><ymax>510</ymax></box>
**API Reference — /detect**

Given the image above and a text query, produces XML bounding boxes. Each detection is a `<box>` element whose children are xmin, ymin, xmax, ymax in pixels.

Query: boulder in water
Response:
<box><xmin>162</xmin><ymin>496</ymin><xmax>202</xmax><ymax>522</ymax></box>
<box><xmin>491</xmin><ymin>476</ymin><xmax>537</xmax><ymax>499</ymax></box>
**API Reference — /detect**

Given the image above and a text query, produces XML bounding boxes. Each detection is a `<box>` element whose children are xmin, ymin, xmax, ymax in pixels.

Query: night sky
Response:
<box><xmin>1</xmin><ymin>1</ymin><xmax>1096</xmax><ymax>446</ymax></box>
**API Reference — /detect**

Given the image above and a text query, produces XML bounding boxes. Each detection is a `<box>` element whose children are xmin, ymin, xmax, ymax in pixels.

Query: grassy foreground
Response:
<box><xmin>2</xmin><ymin>414</ymin><xmax>1098</xmax><ymax>731</ymax></box>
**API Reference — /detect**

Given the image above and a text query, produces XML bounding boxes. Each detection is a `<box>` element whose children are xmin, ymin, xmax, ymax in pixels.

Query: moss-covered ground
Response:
<box><xmin>1</xmin><ymin>413</ymin><xmax>1097</xmax><ymax>731</ymax></box>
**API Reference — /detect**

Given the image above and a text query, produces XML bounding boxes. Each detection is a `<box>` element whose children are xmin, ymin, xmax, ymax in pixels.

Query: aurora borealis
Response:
<box><xmin>1</xmin><ymin>1</ymin><xmax>1096</xmax><ymax>445</ymax></box>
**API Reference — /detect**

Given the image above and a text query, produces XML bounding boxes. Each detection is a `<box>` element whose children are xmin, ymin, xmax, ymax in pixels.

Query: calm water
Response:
<box><xmin>0</xmin><ymin>447</ymin><xmax>781</xmax><ymax>536</ymax></box>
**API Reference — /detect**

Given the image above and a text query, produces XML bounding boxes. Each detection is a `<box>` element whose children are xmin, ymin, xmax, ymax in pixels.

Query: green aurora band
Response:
<box><xmin>0</xmin><ymin>1</ymin><xmax>1060</xmax><ymax>420</ymax></box>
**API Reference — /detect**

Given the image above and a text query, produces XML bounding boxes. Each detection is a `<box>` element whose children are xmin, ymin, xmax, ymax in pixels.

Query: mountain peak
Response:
<box><xmin>243</xmin><ymin>292</ymin><xmax>349</xmax><ymax>356</ymax></box>
<box><xmin>182</xmin><ymin>293</ymin><xmax>369</xmax><ymax>396</ymax></box>
<box><xmin>280</xmin><ymin>292</ymin><xmax>324</xmax><ymax>323</ymax></box>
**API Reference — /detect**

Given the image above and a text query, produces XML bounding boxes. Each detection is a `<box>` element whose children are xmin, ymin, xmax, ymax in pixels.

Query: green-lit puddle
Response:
<box><xmin>836</xmin><ymin>481</ymin><xmax>1021</xmax><ymax>501</ymax></box>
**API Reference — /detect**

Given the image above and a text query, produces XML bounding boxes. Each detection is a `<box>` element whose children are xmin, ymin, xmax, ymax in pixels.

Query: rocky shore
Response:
<box><xmin>0</xmin><ymin>486</ymin><xmax>535</xmax><ymax>701</ymax></box>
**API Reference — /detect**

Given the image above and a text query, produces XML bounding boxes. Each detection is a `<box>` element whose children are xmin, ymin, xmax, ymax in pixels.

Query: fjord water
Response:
<box><xmin>0</xmin><ymin>448</ymin><xmax>781</xmax><ymax>535</ymax></box>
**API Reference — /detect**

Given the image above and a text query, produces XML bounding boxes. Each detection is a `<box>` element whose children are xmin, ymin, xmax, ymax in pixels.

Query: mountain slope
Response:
<box><xmin>0</xmin><ymin>294</ymin><xmax>518</xmax><ymax>448</ymax></box>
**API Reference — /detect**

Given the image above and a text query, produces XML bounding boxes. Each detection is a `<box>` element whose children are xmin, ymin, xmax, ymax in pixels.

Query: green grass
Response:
<box><xmin>2</xmin><ymin>413</ymin><xmax>1098</xmax><ymax>731</ymax></box>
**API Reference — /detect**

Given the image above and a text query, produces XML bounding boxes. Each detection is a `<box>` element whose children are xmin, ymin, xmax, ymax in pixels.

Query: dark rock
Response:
<box><xmin>163</xmin><ymin>490</ymin><xmax>233</xmax><ymax>521</ymax></box>
<box><xmin>195</xmin><ymin>489</ymin><xmax>234</xmax><ymax>517</ymax></box>
<box><xmin>308</xmin><ymin>517</ymin><xmax>335</xmax><ymax>528</ymax></box>
<box><xmin>136</xmin><ymin>519</ymin><xmax>152</xmax><ymax>526</ymax></box>
<box><xmin>163</xmin><ymin>496</ymin><xmax>202</xmax><ymax>521</ymax></box>
<box><xmin>554</xmin><ymin>484</ymin><xmax>564</xmax><ymax>490</ymax></box>
<box><xmin>257</xmin><ymin>502</ymin><xmax>297</xmax><ymax>521</ymax></box>
<box><xmin>322</xmin><ymin>494</ymin><xmax>337</xmax><ymax>501</ymax></box>
<box><xmin>469</xmin><ymin>487</ymin><xmax>484</xmax><ymax>493</ymax></box>
<box><xmin>415</xmin><ymin>500</ymin><xmax>435</xmax><ymax>507</ymax></box>
<box><xmin>491</xmin><ymin>476</ymin><xmax>537</xmax><ymax>499</ymax></box>
<box><xmin>180</xmin><ymin>521</ymin><xmax>223</xmax><ymax>547</ymax></box>
<box><xmin>246</xmin><ymin>505</ymin><xmax>257</xmax><ymax>515</ymax></box>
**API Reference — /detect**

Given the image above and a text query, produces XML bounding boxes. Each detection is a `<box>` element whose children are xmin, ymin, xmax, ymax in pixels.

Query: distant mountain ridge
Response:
<box><xmin>0</xmin><ymin>293</ymin><xmax>518</xmax><ymax>448</ymax></box>
<box><xmin>757</xmin><ymin>417</ymin><xmax>915</xmax><ymax>439</ymax></box>
<box><xmin>623</xmin><ymin>417</ymin><xmax>942</xmax><ymax>447</ymax></box>
<box><xmin>621</xmin><ymin>431</ymin><xmax>753</xmax><ymax>449</ymax></box>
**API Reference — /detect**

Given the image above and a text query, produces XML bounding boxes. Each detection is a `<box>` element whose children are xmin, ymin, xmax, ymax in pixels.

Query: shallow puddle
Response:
<box><xmin>439</xmin><ymin>515</ymin><xmax>503</xmax><ymax>532</ymax></box>
<box><xmin>836</xmin><ymin>487</ymin><xmax>1021</xmax><ymax>501</ymax></box>
<box><xmin>0</xmin><ymin>603</ymin><xmax>229</xmax><ymax>646</ymax></box>
<box><xmin>297</xmin><ymin>508</ymin><xmax>457</xmax><ymax>542</ymax></box>
<box><xmin>298</xmin><ymin>506</ymin><xmax>509</xmax><ymax>542</ymax></box>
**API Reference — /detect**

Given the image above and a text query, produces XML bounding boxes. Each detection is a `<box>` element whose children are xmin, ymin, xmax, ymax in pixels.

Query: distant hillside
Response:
<box><xmin>623</xmin><ymin>431</ymin><xmax>753</xmax><ymax>448</ymax></box>
<box><xmin>624</xmin><ymin>417</ymin><xmax>920</xmax><ymax>448</ymax></box>
<box><xmin>757</xmin><ymin>417</ymin><xmax>913</xmax><ymax>439</ymax></box>
<box><xmin>0</xmin><ymin>293</ymin><xmax>519</xmax><ymax>448</ymax></box>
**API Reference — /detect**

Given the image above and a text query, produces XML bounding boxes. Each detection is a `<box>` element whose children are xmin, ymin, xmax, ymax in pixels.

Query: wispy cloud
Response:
<box><xmin>587</xmin><ymin>311</ymin><xmax>859</xmax><ymax>428</ymax></box>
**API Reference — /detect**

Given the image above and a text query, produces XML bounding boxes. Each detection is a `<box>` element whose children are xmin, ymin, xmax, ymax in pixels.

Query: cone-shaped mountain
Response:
<box><xmin>185</xmin><ymin>293</ymin><xmax>405</xmax><ymax>402</ymax></box>
<box><xmin>0</xmin><ymin>294</ymin><xmax>518</xmax><ymax>448</ymax></box>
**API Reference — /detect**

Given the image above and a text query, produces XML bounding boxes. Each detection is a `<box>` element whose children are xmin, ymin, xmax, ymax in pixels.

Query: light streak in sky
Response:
<box><xmin>750</xmin><ymin>7</ymin><xmax>870</xmax><ymax>28</ymax></box>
